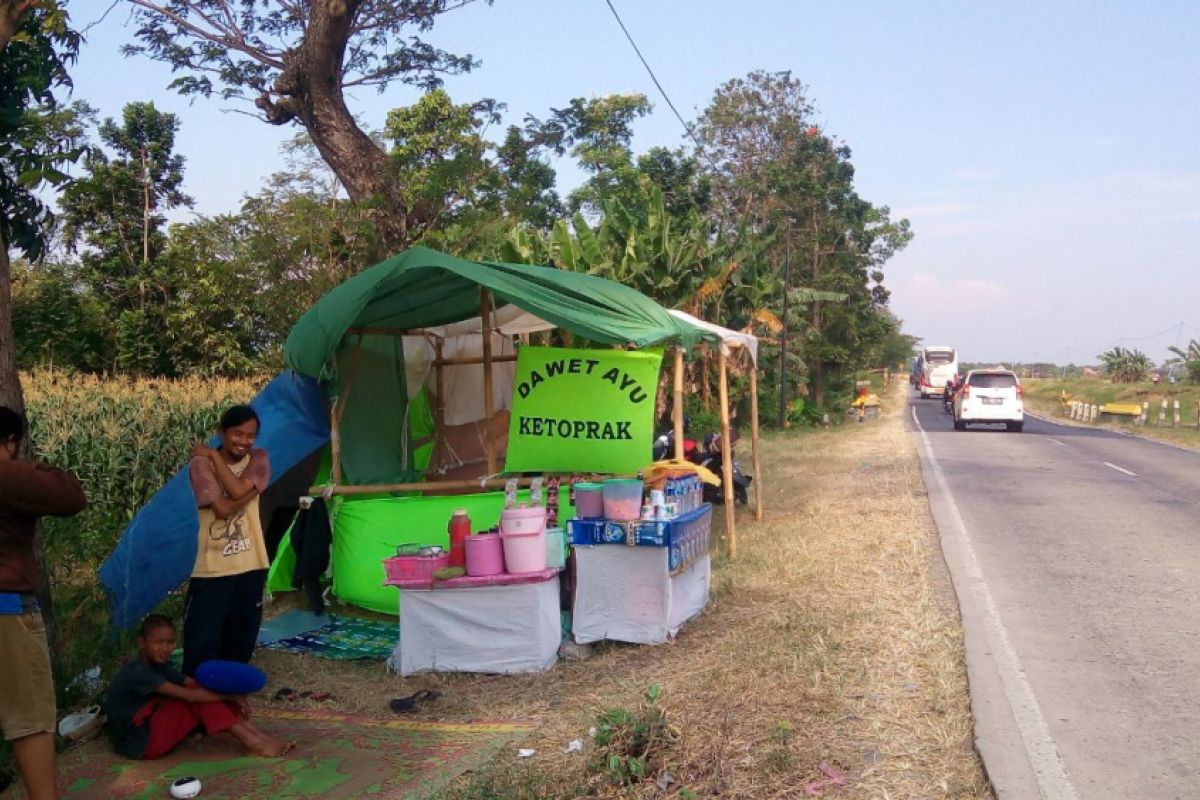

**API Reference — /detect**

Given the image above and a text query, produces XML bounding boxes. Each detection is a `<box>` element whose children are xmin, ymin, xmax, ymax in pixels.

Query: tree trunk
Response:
<box><xmin>257</xmin><ymin>0</ymin><xmax>412</xmax><ymax>250</ymax></box>
<box><xmin>0</xmin><ymin>229</ymin><xmax>24</xmax><ymax>415</ymax></box>
<box><xmin>0</xmin><ymin>0</ymin><xmax>34</xmax><ymax>52</ymax></box>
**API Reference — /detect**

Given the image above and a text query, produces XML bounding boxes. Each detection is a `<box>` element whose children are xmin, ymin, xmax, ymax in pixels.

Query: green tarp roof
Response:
<box><xmin>284</xmin><ymin>246</ymin><xmax>714</xmax><ymax>379</ymax></box>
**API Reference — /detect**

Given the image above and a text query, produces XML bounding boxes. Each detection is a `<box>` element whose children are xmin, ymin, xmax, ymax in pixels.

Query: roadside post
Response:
<box><xmin>1159</xmin><ymin>399</ymin><xmax>1168</xmax><ymax>426</ymax></box>
<box><xmin>1173</xmin><ymin>400</ymin><xmax>1181</xmax><ymax>427</ymax></box>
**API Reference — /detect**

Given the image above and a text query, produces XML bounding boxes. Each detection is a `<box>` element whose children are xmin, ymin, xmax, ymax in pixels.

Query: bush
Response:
<box><xmin>591</xmin><ymin>684</ymin><xmax>677</xmax><ymax>786</ymax></box>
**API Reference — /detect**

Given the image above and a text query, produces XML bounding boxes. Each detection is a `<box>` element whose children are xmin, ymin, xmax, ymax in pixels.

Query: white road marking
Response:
<box><xmin>912</xmin><ymin>408</ymin><xmax>1080</xmax><ymax>800</ymax></box>
<box><xmin>1047</xmin><ymin>438</ymin><xmax>1066</xmax><ymax>447</ymax></box>
<box><xmin>1103</xmin><ymin>462</ymin><xmax>1137</xmax><ymax>477</ymax></box>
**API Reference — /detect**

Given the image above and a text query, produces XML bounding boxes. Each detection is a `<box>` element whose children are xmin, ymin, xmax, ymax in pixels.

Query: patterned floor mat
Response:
<box><xmin>6</xmin><ymin>707</ymin><xmax>530</xmax><ymax>799</ymax></box>
<box><xmin>262</xmin><ymin>615</ymin><xmax>397</xmax><ymax>660</ymax></box>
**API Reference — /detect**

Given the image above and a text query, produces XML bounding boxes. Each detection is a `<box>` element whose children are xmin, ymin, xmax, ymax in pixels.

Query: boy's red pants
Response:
<box><xmin>133</xmin><ymin>698</ymin><xmax>242</xmax><ymax>760</ymax></box>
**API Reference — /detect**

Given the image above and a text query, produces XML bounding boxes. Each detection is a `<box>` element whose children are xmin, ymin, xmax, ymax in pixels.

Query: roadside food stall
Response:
<box><xmin>268</xmin><ymin>246</ymin><xmax>727</xmax><ymax>673</ymax></box>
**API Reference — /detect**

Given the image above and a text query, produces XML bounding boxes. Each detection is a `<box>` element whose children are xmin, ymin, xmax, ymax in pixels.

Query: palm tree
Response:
<box><xmin>1098</xmin><ymin>346</ymin><xmax>1153</xmax><ymax>383</ymax></box>
<box><xmin>1166</xmin><ymin>339</ymin><xmax>1200</xmax><ymax>384</ymax></box>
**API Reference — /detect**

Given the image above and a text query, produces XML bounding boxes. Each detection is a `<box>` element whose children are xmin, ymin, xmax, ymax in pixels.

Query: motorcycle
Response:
<box><xmin>651</xmin><ymin>425</ymin><xmax>698</xmax><ymax>462</ymax></box>
<box><xmin>696</xmin><ymin>433</ymin><xmax>752</xmax><ymax>506</ymax></box>
<box><xmin>942</xmin><ymin>377</ymin><xmax>960</xmax><ymax>414</ymax></box>
<box><xmin>651</xmin><ymin>425</ymin><xmax>751</xmax><ymax>505</ymax></box>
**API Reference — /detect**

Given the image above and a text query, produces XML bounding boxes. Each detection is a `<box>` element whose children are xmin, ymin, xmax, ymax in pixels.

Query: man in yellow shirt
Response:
<box><xmin>182</xmin><ymin>405</ymin><xmax>270</xmax><ymax>677</ymax></box>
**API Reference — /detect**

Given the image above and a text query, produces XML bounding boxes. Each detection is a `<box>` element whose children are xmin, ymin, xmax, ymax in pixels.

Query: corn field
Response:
<box><xmin>22</xmin><ymin>370</ymin><xmax>268</xmax><ymax>705</ymax></box>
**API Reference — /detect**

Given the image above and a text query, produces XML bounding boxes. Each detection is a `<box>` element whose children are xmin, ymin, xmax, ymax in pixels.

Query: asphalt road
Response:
<box><xmin>909</xmin><ymin>395</ymin><xmax>1200</xmax><ymax>800</ymax></box>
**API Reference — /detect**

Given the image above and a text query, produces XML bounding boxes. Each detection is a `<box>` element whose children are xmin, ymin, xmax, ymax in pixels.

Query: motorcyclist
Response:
<box><xmin>943</xmin><ymin>375</ymin><xmax>959</xmax><ymax>412</ymax></box>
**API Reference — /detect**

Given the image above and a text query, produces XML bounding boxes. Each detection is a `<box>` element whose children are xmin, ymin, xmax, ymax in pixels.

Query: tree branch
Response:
<box><xmin>126</xmin><ymin>0</ymin><xmax>285</xmax><ymax>70</ymax></box>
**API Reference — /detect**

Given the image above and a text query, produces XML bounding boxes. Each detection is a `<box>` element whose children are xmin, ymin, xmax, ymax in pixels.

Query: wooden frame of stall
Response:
<box><xmin>311</xmin><ymin>287</ymin><xmax>763</xmax><ymax>557</ymax></box>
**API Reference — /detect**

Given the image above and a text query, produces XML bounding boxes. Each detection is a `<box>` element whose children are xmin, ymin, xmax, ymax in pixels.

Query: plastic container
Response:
<box><xmin>464</xmin><ymin>533</ymin><xmax>504</xmax><ymax>577</ymax></box>
<box><xmin>602</xmin><ymin>478</ymin><xmax>644</xmax><ymax>521</ymax></box>
<box><xmin>448</xmin><ymin>509</ymin><xmax>471</xmax><ymax>568</ymax></box>
<box><xmin>500</xmin><ymin>504</ymin><xmax>547</xmax><ymax>536</ymax></box>
<box><xmin>545</xmin><ymin>527</ymin><xmax>566</xmax><ymax>569</ymax></box>
<box><xmin>573</xmin><ymin>482</ymin><xmax>605</xmax><ymax>518</ymax></box>
<box><xmin>383</xmin><ymin>552</ymin><xmax>450</xmax><ymax>583</ymax></box>
<box><xmin>502</xmin><ymin>527</ymin><xmax>547</xmax><ymax>573</ymax></box>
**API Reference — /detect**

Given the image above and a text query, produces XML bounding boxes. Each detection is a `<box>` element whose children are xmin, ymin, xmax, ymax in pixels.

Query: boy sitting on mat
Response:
<box><xmin>103</xmin><ymin>615</ymin><xmax>293</xmax><ymax>760</ymax></box>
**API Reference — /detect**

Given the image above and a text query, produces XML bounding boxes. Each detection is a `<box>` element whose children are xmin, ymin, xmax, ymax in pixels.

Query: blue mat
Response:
<box><xmin>262</xmin><ymin>615</ymin><xmax>397</xmax><ymax>661</ymax></box>
<box><xmin>257</xmin><ymin>609</ymin><xmax>332</xmax><ymax>645</ymax></box>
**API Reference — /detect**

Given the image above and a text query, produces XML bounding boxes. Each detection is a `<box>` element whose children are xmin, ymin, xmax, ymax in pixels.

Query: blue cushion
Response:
<box><xmin>194</xmin><ymin>660</ymin><xmax>267</xmax><ymax>695</ymax></box>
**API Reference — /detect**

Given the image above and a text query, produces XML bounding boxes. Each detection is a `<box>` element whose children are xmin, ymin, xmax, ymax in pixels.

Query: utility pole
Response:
<box><xmin>777</xmin><ymin>218</ymin><xmax>792</xmax><ymax>428</ymax></box>
<box><xmin>140</xmin><ymin>147</ymin><xmax>151</xmax><ymax>312</ymax></box>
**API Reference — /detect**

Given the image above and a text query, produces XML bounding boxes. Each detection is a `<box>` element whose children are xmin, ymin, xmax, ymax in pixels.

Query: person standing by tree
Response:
<box><xmin>182</xmin><ymin>405</ymin><xmax>270</xmax><ymax>677</ymax></box>
<box><xmin>0</xmin><ymin>405</ymin><xmax>87</xmax><ymax>800</ymax></box>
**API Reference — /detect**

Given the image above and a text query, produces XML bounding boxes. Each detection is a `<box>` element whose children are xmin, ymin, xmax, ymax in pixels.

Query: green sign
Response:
<box><xmin>505</xmin><ymin>346</ymin><xmax>663</xmax><ymax>475</ymax></box>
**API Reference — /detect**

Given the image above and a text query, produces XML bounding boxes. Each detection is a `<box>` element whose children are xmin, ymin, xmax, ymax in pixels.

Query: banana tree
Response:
<box><xmin>1166</xmin><ymin>339</ymin><xmax>1200</xmax><ymax>384</ymax></box>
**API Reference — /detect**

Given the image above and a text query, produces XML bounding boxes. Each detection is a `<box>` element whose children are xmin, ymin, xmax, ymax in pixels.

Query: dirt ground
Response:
<box><xmin>257</xmin><ymin>381</ymin><xmax>992</xmax><ymax>798</ymax></box>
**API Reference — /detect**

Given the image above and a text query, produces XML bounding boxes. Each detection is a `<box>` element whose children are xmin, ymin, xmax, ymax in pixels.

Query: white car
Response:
<box><xmin>953</xmin><ymin>369</ymin><xmax>1024</xmax><ymax>432</ymax></box>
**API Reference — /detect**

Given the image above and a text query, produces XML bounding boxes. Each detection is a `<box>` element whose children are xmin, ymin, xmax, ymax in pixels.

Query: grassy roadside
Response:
<box><xmin>1023</xmin><ymin>378</ymin><xmax>1200</xmax><ymax>450</ymax></box>
<box><xmin>257</xmin><ymin>381</ymin><xmax>990</xmax><ymax>798</ymax></box>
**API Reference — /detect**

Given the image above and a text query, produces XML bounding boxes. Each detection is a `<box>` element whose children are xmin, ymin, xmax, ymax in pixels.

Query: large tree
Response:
<box><xmin>123</xmin><ymin>0</ymin><xmax>491</xmax><ymax>249</ymax></box>
<box><xmin>0</xmin><ymin>0</ymin><xmax>80</xmax><ymax>414</ymax></box>
<box><xmin>696</xmin><ymin>70</ymin><xmax>911</xmax><ymax>407</ymax></box>
<box><xmin>59</xmin><ymin>101</ymin><xmax>193</xmax><ymax>375</ymax></box>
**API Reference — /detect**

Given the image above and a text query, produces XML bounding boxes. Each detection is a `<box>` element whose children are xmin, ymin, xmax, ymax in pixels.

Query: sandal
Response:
<box><xmin>389</xmin><ymin>689</ymin><xmax>441</xmax><ymax>714</ymax></box>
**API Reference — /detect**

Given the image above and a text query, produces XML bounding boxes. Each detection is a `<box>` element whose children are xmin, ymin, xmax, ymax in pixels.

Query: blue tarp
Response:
<box><xmin>98</xmin><ymin>371</ymin><xmax>330</xmax><ymax>630</ymax></box>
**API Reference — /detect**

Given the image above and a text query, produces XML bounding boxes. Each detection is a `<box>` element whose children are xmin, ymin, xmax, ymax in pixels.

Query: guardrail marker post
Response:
<box><xmin>1091</xmin><ymin>404</ymin><xmax>1099</xmax><ymax>422</ymax></box>
<box><xmin>1140</xmin><ymin>401</ymin><xmax>1149</xmax><ymax>426</ymax></box>
<box><xmin>1159</xmin><ymin>399</ymin><xmax>1168</xmax><ymax>427</ymax></box>
<box><xmin>1173</xmin><ymin>399</ymin><xmax>1181</xmax><ymax>427</ymax></box>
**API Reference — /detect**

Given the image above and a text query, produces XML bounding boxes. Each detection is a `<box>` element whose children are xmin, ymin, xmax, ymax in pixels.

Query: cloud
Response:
<box><xmin>896</xmin><ymin>273</ymin><xmax>1013</xmax><ymax>313</ymax></box>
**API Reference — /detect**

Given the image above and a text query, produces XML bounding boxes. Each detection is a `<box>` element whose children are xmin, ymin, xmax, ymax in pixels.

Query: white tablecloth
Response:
<box><xmin>388</xmin><ymin>576</ymin><xmax>561</xmax><ymax>675</ymax></box>
<box><xmin>572</xmin><ymin>547</ymin><xmax>710</xmax><ymax>645</ymax></box>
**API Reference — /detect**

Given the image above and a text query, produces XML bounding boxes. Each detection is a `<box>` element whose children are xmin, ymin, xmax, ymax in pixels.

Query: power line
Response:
<box><xmin>1116</xmin><ymin>322</ymin><xmax>1184</xmax><ymax>343</ymax></box>
<box><xmin>601</xmin><ymin>0</ymin><xmax>705</xmax><ymax>155</ymax></box>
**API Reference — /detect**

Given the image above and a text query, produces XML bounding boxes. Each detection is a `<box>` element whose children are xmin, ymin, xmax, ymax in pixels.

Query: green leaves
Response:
<box><xmin>0</xmin><ymin>0</ymin><xmax>82</xmax><ymax>260</ymax></box>
<box><xmin>1098</xmin><ymin>346</ymin><xmax>1153</xmax><ymax>383</ymax></box>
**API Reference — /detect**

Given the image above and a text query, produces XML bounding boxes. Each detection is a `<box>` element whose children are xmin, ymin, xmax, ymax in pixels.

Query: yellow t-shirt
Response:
<box><xmin>189</xmin><ymin>451</ymin><xmax>270</xmax><ymax>578</ymax></box>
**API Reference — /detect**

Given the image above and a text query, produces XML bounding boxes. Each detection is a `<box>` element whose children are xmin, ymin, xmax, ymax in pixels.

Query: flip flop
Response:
<box><xmin>389</xmin><ymin>689</ymin><xmax>441</xmax><ymax>714</ymax></box>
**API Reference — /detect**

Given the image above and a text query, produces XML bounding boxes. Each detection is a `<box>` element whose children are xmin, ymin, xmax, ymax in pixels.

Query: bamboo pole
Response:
<box><xmin>309</xmin><ymin>476</ymin><xmax>542</xmax><ymax>496</ymax></box>
<box><xmin>717</xmin><ymin>348</ymin><xmax>737</xmax><ymax>557</ymax></box>
<box><xmin>481</xmin><ymin>288</ymin><xmax>496</xmax><ymax>474</ymax></box>
<box><xmin>434</xmin><ymin>340</ymin><xmax>445</xmax><ymax>433</ymax></box>
<box><xmin>432</xmin><ymin>354</ymin><xmax>518</xmax><ymax>367</ymax></box>
<box><xmin>673</xmin><ymin>347</ymin><xmax>685</xmax><ymax>460</ymax></box>
<box><xmin>749</xmin><ymin>360</ymin><xmax>763</xmax><ymax>522</ymax></box>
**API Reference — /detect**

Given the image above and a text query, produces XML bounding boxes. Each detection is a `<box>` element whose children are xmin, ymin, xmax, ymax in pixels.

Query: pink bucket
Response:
<box><xmin>500</xmin><ymin>504</ymin><xmax>547</xmax><ymax>535</ymax></box>
<box><xmin>501</xmin><ymin>528</ymin><xmax>547</xmax><ymax>574</ymax></box>
<box><xmin>464</xmin><ymin>533</ymin><xmax>504</xmax><ymax>577</ymax></box>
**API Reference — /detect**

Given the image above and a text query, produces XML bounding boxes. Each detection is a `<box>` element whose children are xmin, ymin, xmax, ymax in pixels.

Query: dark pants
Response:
<box><xmin>182</xmin><ymin>569</ymin><xmax>267</xmax><ymax>677</ymax></box>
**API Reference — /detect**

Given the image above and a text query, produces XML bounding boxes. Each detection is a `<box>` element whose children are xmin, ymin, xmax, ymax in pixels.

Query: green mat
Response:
<box><xmin>261</xmin><ymin>615</ymin><xmax>396</xmax><ymax>660</ymax></box>
<box><xmin>17</xmin><ymin>707</ymin><xmax>531</xmax><ymax>799</ymax></box>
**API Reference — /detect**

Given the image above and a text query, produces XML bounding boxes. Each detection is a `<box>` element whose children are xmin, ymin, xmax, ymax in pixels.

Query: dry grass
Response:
<box><xmin>257</xmin><ymin>382</ymin><xmax>991</xmax><ymax>798</ymax></box>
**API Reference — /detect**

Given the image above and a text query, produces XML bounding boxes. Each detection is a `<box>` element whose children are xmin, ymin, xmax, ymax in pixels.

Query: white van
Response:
<box><xmin>953</xmin><ymin>369</ymin><xmax>1024</xmax><ymax>432</ymax></box>
<box><xmin>918</xmin><ymin>346</ymin><xmax>958</xmax><ymax>398</ymax></box>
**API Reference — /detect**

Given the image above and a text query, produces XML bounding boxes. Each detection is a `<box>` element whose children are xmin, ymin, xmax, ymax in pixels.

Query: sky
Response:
<box><xmin>69</xmin><ymin>1</ymin><xmax>1200</xmax><ymax>365</ymax></box>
